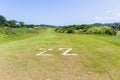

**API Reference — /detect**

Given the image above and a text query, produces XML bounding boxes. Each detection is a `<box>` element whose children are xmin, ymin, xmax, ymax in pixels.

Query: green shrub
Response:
<box><xmin>65</xmin><ymin>29</ymin><xmax>74</xmax><ymax>34</ymax></box>
<box><xmin>74</xmin><ymin>29</ymin><xmax>85</xmax><ymax>34</ymax></box>
<box><xmin>87</xmin><ymin>27</ymin><xmax>101</xmax><ymax>34</ymax></box>
<box><xmin>0</xmin><ymin>27</ymin><xmax>42</xmax><ymax>37</ymax></box>
<box><xmin>87</xmin><ymin>26</ymin><xmax>117</xmax><ymax>35</ymax></box>
<box><xmin>116</xmin><ymin>31</ymin><xmax>120</xmax><ymax>37</ymax></box>
<box><xmin>26</xmin><ymin>28</ymin><xmax>39</xmax><ymax>34</ymax></box>
<box><xmin>101</xmin><ymin>27</ymin><xmax>117</xmax><ymax>35</ymax></box>
<box><xmin>3</xmin><ymin>27</ymin><xmax>18</xmax><ymax>36</ymax></box>
<box><xmin>55</xmin><ymin>28</ymin><xmax>66</xmax><ymax>33</ymax></box>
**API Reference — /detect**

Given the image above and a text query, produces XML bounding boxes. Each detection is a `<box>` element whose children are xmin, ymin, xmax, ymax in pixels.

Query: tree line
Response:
<box><xmin>0</xmin><ymin>15</ymin><xmax>49</xmax><ymax>37</ymax></box>
<box><xmin>0</xmin><ymin>15</ymin><xmax>55</xmax><ymax>28</ymax></box>
<box><xmin>0</xmin><ymin>15</ymin><xmax>29</xmax><ymax>28</ymax></box>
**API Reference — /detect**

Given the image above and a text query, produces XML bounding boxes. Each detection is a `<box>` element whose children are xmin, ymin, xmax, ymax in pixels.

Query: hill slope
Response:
<box><xmin>0</xmin><ymin>28</ymin><xmax>120</xmax><ymax>80</ymax></box>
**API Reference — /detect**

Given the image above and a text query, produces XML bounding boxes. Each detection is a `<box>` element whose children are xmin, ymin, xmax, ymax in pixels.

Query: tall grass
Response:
<box><xmin>0</xmin><ymin>27</ymin><xmax>46</xmax><ymax>43</ymax></box>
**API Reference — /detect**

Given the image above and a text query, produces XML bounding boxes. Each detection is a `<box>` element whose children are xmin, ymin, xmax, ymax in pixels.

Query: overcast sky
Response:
<box><xmin>0</xmin><ymin>0</ymin><xmax>120</xmax><ymax>25</ymax></box>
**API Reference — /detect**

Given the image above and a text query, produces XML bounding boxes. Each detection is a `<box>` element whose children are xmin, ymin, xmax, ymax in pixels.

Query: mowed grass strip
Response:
<box><xmin>0</xmin><ymin>28</ymin><xmax>120</xmax><ymax>80</ymax></box>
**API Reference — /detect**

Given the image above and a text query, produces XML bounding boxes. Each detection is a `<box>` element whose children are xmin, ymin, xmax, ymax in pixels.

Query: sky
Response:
<box><xmin>0</xmin><ymin>0</ymin><xmax>120</xmax><ymax>25</ymax></box>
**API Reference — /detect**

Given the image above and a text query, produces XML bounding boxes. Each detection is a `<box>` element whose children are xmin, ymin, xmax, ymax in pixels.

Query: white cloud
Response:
<box><xmin>93</xmin><ymin>16</ymin><xmax>120</xmax><ymax>21</ymax></box>
<box><xmin>106</xmin><ymin>10</ymin><xmax>113</xmax><ymax>13</ymax></box>
<box><xmin>94</xmin><ymin>16</ymin><xmax>103</xmax><ymax>20</ymax></box>
<box><xmin>116</xmin><ymin>13</ymin><xmax>120</xmax><ymax>17</ymax></box>
<box><xmin>92</xmin><ymin>10</ymin><xmax>120</xmax><ymax>21</ymax></box>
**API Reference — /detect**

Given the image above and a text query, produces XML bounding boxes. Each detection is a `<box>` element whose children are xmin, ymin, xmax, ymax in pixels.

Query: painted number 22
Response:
<box><xmin>36</xmin><ymin>48</ymin><xmax>78</xmax><ymax>56</ymax></box>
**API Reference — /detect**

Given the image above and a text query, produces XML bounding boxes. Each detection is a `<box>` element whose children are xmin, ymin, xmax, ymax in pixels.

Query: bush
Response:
<box><xmin>26</xmin><ymin>28</ymin><xmax>39</xmax><ymax>34</ymax></box>
<box><xmin>65</xmin><ymin>29</ymin><xmax>74</xmax><ymax>34</ymax></box>
<box><xmin>55</xmin><ymin>28</ymin><xmax>66</xmax><ymax>33</ymax></box>
<box><xmin>116</xmin><ymin>31</ymin><xmax>120</xmax><ymax>37</ymax></box>
<box><xmin>101</xmin><ymin>27</ymin><xmax>117</xmax><ymax>35</ymax></box>
<box><xmin>74</xmin><ymin>29</ymin><xmax>86</xmax><ymax>34</ymax></box>
<box><xmin>87</xmin><ymin>27</ymin><xmax>101</xmax><ymax>34</ymax></box>
<box><xmin>87</xmin><ymin>26</ymin><xmax>117</xmax><ymax>35</ymax></box>
<box><xmin>3</xmin><ymin>27</ymin><xmax>18</xmax><ymax>36</ymax></box>
<box><xmin>0</xmin><ymin>27</ymin><xmax>42</xmax><ymax>37</ymax></box>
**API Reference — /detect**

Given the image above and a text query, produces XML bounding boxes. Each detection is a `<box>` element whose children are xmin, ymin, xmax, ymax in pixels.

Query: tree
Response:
<box><xmin>27</xmin><ymin>24</ymin><xmax>34</xmax><ymax>28</ymax></box>
<box><xmin>19</xmin><ymin>21</ymin><xmax>25</xmax><ymax>27</ymax></box>
<box><xmin>8</xmin><ymin>20</ymin><xmax>17</xmax><ymax>28</ymax></box>
<box><xmin>93</xmin><ymin>23</ymin><xmax>103</xmax><ymax>26</ymax></box>
<box><xmin>0</xmin><ymin>15</ymin><xmax>6</xmax><ymax>24</ymax></box>
<box><xmin>66</xmin><ymin>29</ymin><xmax>74</xmax><ymax>34</ymax></box>
<box><xmin>0</xmin><ymin>15</ymin><xmax>7</xmax><ymax>27</ymax></box>
<box><xmin>2</xmin><ymin>21</ymin><xmax>11</xmax><ymax>27</ymax></box>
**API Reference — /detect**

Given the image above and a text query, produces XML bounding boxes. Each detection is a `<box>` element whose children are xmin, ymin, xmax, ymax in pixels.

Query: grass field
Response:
<box><xmin>0</xmin><ymin>28</ymin><xmax>120</xmax><ymax>80</ymax></box>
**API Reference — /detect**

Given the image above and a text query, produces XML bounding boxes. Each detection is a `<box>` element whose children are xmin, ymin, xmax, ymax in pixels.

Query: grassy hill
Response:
<box><xmin>0</xmin><ymin>28</ymin><xmax>120</xmax><ymax>80</ymax></box>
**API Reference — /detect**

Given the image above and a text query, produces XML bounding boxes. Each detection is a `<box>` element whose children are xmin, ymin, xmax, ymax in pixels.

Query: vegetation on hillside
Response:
<box><xmin>0</xmin><ymin>15</ymin><xmax>55</xmax><ymax>39</ymax></box>
<box><xmin>55</xmin><ymin>24</ymin><xmax>119</xmax><ymax>36</ymax></box>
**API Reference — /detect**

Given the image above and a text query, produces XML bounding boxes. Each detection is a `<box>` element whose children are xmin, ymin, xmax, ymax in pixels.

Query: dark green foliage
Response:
<box><xmin>55</xmin><ymin>25</ymin><xmax>117</xmax><ymax>35</ymax></box>
<box><xmin>19</xmin><ymin>22</ymin><xmax>24</xmax><ymax>26</ymax></box>
<box><xmin>80</xmin><ymin>24</ymin><xmax>92</xmax><ymax>32</ymax></box>
<box><xmin>55</xmin><ymin>28</ymin><xmax>66</xmax><ymax>33</ymax></box>
<box><xmin>0</xmin><ymin>15</ymin><xmax>49</xmax><ymax>38</ymax></box>
<box><xmin>94</xmin><ymin>22</ymin><xmax>120</xmax><ymax>30</ymax></box>
<box><xmin>0</xmin><ymin>15</ymin><xmax>6</xmax><ymax>24</ymax></box>
<box><xmin>0</xmin><ymin>15</ymin><xmax>55</xmax><ymax>28</ymax></box>
<box><xmin>7</xmin><ymin>20</ymin><xmax>17</xmax><ymax>28</ymax></box>
<box><xmin>87</xmin><ymin>27</ymin><xmax>117</xmax><ymax>35</ymax></box>
<box><xmin>65</xmin><ymin>29</ymin><xmax>74</xmax><ymax>34</ymax></box>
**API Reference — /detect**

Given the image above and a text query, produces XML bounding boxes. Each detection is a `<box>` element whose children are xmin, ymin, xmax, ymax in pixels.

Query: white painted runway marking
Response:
<box><xmin>36</xmin><ymin>48</ymin><xmax>52</xmax><ymax>56</ymax></box>
<box><xmin>36</xmin><ymin>48</ymin><xmax>78</xmax><ymax>56</ymax></box>
<box><xmin>59</xmin><ymin>48</ymin><xmax>78</xmax><ymax>56</ymax></box>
